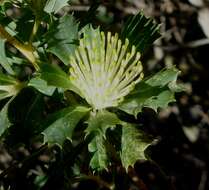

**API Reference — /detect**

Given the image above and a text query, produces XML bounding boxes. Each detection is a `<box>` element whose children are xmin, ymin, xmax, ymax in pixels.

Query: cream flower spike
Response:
<box><xmin>69</xmin><ymin>26</ymin><xmax>144</xmax><ymax>110</ymax></box>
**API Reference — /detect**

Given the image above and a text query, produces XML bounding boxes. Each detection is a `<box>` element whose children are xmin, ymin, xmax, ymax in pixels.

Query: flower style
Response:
<box><xmin>69</xmin><ymin>26</ymin><xmax>144</xmax><ymax>110</ymax></box>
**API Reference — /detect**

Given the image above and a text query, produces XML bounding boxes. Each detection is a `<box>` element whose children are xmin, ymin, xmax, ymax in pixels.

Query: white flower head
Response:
<box><xmin>69</xmin><ymin>26</ymin><xmax>144</xmax><ymax>110</ymax></box>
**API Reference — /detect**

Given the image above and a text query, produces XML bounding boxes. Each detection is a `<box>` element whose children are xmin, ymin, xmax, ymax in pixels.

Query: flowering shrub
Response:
<box><xmin>0</xmin><ymin>0</ymin><xmax>183</xmax><ymax>188</ymax></box>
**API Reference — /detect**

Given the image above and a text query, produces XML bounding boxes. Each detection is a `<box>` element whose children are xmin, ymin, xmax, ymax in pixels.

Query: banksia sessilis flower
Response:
<box><xmin>69</xmin><ymin>26</ymin><xmax>144</xmax><ymax>110</ymax></box>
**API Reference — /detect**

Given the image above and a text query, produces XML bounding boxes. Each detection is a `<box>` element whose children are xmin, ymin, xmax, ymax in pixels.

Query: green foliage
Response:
<box><xmin>44</xmin><ymin>0</ymin><xmax>69</xmax><ymax>14</ymax></box>
<box><xmin>86</xmin><ymin>111</ymin><xmax>121</xmax><ymax>170</ymax></box>
<box><xmin>28</xmin><ymin>77</ymin><xmax>56</xmax><ymax>96</ymax></box>
<box><xmin>121</xmin><ymin>123</ymin><xmax>152</xmax><ymax>170</ymax></box>
<box><xmin>0</xmin><ymin>73</ymin><xmax>23</xmax><ymax>100</ymax></box>
<box><xmin>85</xmin><ymin>111</ymin><xmax>122</xmax><ymax>136</ymax></box>
<box><xmin>0</xmin><ymin>1</ymin><xmax>183</xmax><ymax>187</ymax></box>
<box><xmin>88</xmin><ymin>132</ymin><xmax>109</xmax><ymax>171</ymax></box>
<box><xmin>0</xmin><ymin>38</ymin><xmax>14</xmax><ymax>75</ymax></box>
<box><xmin>40</xmin><ymin>63</ymin><xmax>81</xmax><ymax>95</ymax></box>
<box><xmin>45</xmin><ymin>15</ymin><xmax>79</xmax><ymax>65</ymax></box>
<box><xmin>43</xmin><ymin>106</ymin><xmax>90</xmax><ymax>146</ymax></box>
<box><xmin>121</xmin><ymin>12</ymin><xmax>161</xmax><ymax>52</ymax></box>
<box><xmin>119</xmin><ymin>67</ymin><xmax>183</xmax><ymax>116</ymax></box>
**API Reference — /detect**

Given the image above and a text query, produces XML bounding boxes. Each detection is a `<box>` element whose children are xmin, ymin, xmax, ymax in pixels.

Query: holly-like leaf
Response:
<box><xmin>45</xmin><ymin>15</ymin><xmax>78</xmax><ymax>65</ymax></box>
<box><xmin>40</xmin><ymin>63</ymin><xmax>81</xmax><ymax>95</ymax></box>
<box><xmin>86</xmin><ymin>111</ymin><xmax>121</xmax><ymax>171</ymax></box>
<box><xmin>42</xmin><ymin>106</ymin><xmax>90</xmax><ymax>146</ymax></box>
<box><xmin>119</xmin><ymin>67</ymin><xmax>183</xmax><ymax>117</ymax></box>
<box><xmin>88</xmin><ymin>132</ymin><xmax>108</xmax><ymax>171</ymax></box>
<box><xmin>44</xmin><ymin>0</ymin><xmax>69</xmax><ymax>14</ymax></box>
<box><xmin>121</xmin><ymin>123</ymin><xmax>152</xmax><ymax>171</ymax></box>
<box><xmin>0</xmin><ymin>38</ymin><xmax>15</xmax><ymax>75</ymax></box>
<box><xmin>121</xmin><ymin>12</ymin><xmax>161</xmax><ymax>52</ymax></box>
<box><xmin>28</xmin><ymin>77</ymin><xmax>56</xmax><ymax>96</ymax></box>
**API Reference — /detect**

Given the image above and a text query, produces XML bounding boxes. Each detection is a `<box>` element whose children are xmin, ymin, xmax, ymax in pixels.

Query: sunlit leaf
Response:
<box><xmin>88</xmin><ymin>132</ymin><xmax>108</xmax><ymax>171</ymax></box>
<box><xmin>121</xmin><ymin>123</ymin><xmax>152</xmax><ymax>171</ymax></box>
<box><xmin>86</xmin><ymin>111</ymin><xmax>121</xmax><ymax>171</ymax></box>
<box><xmin>119</xmin><ymin>67</ymin><xmax>183</xmax><ymax>116</ymax></box>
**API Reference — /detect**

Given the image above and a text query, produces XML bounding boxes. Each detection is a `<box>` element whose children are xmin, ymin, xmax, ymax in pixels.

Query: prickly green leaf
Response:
<box><xmin>121</xmin><ymin>123</ymin><xmax>152</xmax><ymax>171</ymax></box>
<box><xmin>121</xmin><ymin>12</ymin><xmax>161</xmax><ymax>52</ymax></box>
<box><xmin>39</xmin><ymin>106</ymin><xmax>82</xmax><ymax>134</ymax></box>
<box><xmin>88</xmin><ymin>132</ymin><xmax>108</xmax><ymax>171</ymax></box>
<box><xmin>0</xmin><ymin>39</ymin><xmax>15</xmax><ymax>75</ymax></box>
<box><xmin>87</xmin><ymin>111</ymin><xmax>121</xmax><ymax>171</ymax></box>
<box><xmin>40</xmin><ymin>63</ymin><xmax>81</xmax><ymax>95</ymax></box>
<box><xmin>145</xmin><ymin>67</ymin><xmax>181</xmax><ymax>87</ymax></box>
<box><xmin>28</xmin><ymin>77</ymin><xmax>56</xmax><ymax>96</ymax></box>
<box><xmin>44</xmin><ymin>0</ymin><xmax>69</xmax><ymax>14</ymax></box>
<box><xmin>45</xmin><ymin>15</ymin><xmax>78</xmax><ymax>65</ymax></box>
<box><xmin>42</xmin><ymin>106</ymin><xmax>90</xmax><ymax>146</ymax></box>
<box><xmin>119</xmin><ymin>67</ymin><xmax>183</xmax><ymax>116</ymax></box>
